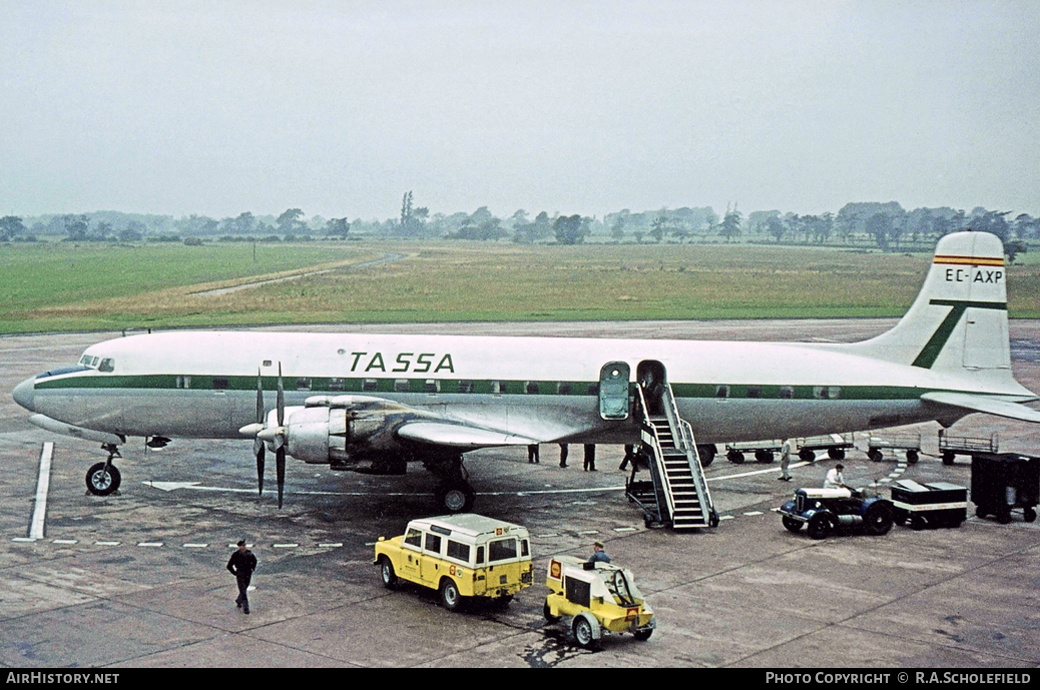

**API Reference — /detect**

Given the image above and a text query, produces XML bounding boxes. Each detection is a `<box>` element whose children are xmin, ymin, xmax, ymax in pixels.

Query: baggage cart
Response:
<box><xmin>724</xmin><ymin>439</ymin><xmax>783</xmax><ymax>464</ymax></box>
<box><xmin>939</xmin><ymin>430</ymin><xmax>998</xmax><ymax>465</ymax></box>
<box><xmin>890</xmin><ymin>480</ymin><xmax>967</xmax><ymax>529</ymax></box>
<box><xmin>796</xmin><ymin>433</ymin><xmax>855</xmax><ymax>462</ymax></box>
<box><xmin>866</xmin><ymin>432</ymin><xmax>921</xmax><ymax>464</ymax></box>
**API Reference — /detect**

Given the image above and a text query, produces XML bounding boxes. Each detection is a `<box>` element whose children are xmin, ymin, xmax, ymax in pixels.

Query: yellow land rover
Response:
<box><xmin>374</xmin><ymin>514</ymin><xmax>534</xmax><ymax>611</ymax></box>
<box><xmin>543</xmin><ymin>556</ymin><xmax>656</xmax><ymax>648</ymax></box>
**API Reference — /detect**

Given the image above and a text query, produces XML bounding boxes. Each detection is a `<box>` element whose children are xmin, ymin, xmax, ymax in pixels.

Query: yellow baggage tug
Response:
<box><xmin>543</xmin><ymin>556</ymin><xmax>656</xmax><ymax>648</ymax></box>
<box><xmin>375</xmin><ymin>514</ymin><xmax>533</xmax><ymax>611</ymax></box>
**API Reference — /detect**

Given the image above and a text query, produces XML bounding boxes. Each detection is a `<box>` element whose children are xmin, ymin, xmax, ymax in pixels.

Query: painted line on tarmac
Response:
<box><xmin>29</xmin><ymin>442</ymin><xmax>54</xmax><ymax>540</ymax></box>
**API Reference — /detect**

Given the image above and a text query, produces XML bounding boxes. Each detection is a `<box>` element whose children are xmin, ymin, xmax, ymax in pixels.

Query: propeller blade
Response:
<box><xmin>276</xmin><ymin>363</ymin><xmax>285</xmax><ymax>427</ymax></box>
<box><xmin>276</xmin><ymin>446</ymin><xmax>286</xmax><ymax>509</ymax></box>
<box><xmin>256</xmin><ymin>446</ymin><xmax>265</xmax><ymax>496</ymax></box>
<box><xmin>255</xmin><ymin>368</ymin><xmax>266</xmax><ymax>496</ymax></box>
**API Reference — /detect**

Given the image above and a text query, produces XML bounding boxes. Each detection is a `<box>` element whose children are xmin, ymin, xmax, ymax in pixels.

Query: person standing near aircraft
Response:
<box><xmin>779</xmin><ymin>439</ymin><xmax>793</xmax><ymax>481</ymax></box>
<box><xmin>619</xmin><ymin>444</ymin><xmax>636</xmax><ymax>472</ymax></box>
<box><xmin>227</xmin><ymin>540</ymin><xmax>258</xmax><ymax>614</ymax></box>
<box><xmin>559</xmin><ymin>443</ymin><xmax>568</xmax><ymax>468</ymax></box>
<box><xmin>824</xmin><ymin>464</ymin><xmax>847</xmax><ymax>490</ymax></box>
<box><xmin>528</xmin><ymin>444</ymin><xmax>539</xmax><ymax>464</ymax></box>
<box><xmin>584</xmin><ymin>444</ymin><xmax>596</xmax><ymax>471</ymax></box>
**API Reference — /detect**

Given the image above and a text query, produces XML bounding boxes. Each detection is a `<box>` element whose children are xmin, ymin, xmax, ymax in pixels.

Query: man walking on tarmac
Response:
<box><xmin>227</xmin><ymin>539</ymin><xmax>258</xmax><ymax>614</ymax></box>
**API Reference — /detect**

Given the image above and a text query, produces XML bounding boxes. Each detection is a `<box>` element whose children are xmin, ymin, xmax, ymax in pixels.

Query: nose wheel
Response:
<box><xmin>86</xmin><ymin>444</ymin><xmax>122</xmax><ymax>496</ymax></box>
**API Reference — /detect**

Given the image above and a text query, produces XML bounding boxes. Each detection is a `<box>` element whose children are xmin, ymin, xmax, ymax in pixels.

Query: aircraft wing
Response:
<box><xmin>921</xmin><ymin>392</ymin><xmax>1040</xmax><ymax>424</ymax></box>
<box><xmin>396</xmin><ymin>421</ymin><xmax>539</xmax><ymax>448</ymax></box>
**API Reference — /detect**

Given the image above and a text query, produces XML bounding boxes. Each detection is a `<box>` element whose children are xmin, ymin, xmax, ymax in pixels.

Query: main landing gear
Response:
<box><xmin>85</xmin><ymin>443</ymin><xmax>122</xmax><ymax>496</ymax></box>
<box><xmin>425</xmin><ymin>454</ymin><xmax>476</xmax><ymax>513</ymax></box>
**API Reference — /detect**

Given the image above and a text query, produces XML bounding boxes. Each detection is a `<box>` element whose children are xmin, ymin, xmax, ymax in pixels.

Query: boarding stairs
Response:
<box><xmin>627</xmin><ymin>383</ymin><xmax>718</xmax><ymax>530</ymax></box>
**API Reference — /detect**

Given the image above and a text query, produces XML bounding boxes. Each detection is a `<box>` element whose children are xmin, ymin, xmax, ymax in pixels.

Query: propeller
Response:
<box><xmin>239</xmin><ymin>363</ymin><xmax>287</xmax><ymax>508</ymax></box>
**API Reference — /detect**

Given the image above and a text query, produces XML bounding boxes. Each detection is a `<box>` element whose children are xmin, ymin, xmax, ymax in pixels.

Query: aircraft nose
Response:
<box><xmin>12</xmin><ymin>377</ymin><xmax>35</xmax><ymax>412</ymax></box>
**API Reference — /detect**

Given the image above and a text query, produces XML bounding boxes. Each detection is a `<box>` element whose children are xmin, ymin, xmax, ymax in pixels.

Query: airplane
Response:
<box><xmin>12</xmin><ymin>230</ymin><xmax>1040</xmax><ymax>514</ymax></box>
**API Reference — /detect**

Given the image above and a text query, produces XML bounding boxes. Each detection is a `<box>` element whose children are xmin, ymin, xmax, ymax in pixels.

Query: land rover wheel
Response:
<box><xmin>543</xmin><ymin>601</ymin><xmax>560</xmax><ymax>623</ymax></box>
<box><xmin>379</xmin><ymin>557</ymin><xmax>399</xmax><ymax>590</ymax></box>
<box><xmin>440</xmin><ymin>578</ymin><xmax>463</xmax><ymax>611</ymax></box>
<box><xmin>782</xmin><ymin>516</ymin><xmax>803</xmax><ymax>533</ymax></box>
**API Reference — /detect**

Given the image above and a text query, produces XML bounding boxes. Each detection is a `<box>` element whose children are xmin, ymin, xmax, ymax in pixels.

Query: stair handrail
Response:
<box><xmin>634</xmin><ymin>384</ymin><xmax>676</xmax><ymax>523</ymax></box>
<box><xmin>659</xmin><ymin>384</ymin><xmax>715</xmax><ymax>522</ymax></box>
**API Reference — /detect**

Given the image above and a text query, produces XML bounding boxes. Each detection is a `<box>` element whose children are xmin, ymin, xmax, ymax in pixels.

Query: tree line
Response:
<box><xmin>3</xmin><ymin>194</ymin><xmax>1037</xmax><ymax>258</ymax></box>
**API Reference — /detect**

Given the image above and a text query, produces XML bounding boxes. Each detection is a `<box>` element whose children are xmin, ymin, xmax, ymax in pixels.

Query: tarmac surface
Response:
<box><xmin>1</xmin><ymin>319</ymin><xmax>1039</xmax><ymax>669</ymax></box>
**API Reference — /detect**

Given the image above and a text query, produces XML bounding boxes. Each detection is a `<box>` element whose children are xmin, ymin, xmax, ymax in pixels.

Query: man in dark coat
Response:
<box><xmin>227</xmin><ymin>539</ymin><xmax>258</xmax><ymax>614</ymax></box>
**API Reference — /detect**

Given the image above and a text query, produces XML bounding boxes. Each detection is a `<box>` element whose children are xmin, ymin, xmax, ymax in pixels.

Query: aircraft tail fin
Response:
<box><xmin>849</xmin><ymin>231</ymin><xmax>1015</xmax><ymax>380</ymax></box>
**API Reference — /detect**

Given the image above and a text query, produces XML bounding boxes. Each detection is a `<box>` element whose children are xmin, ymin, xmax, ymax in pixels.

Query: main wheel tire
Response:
<box><xmin>828</xmin><ymin>448</ymin><xmax>846</xmax><ymax>460</ymax></box>
<box><xmin>1025</xmin><ymin>507</ymin><xmax>1037</xmax><ymax>523</ymax></box>
<box><xmin>782</xmin><ymin>516</ymin><xmax>803</xmax><ymax>533</ymax></box>
<box><xmin>573</xmin><ymin>616</ymin><xmax>596</xmax><ymax>649</ymax></box>
<box><xmin>379</xmin><ymin>557</ymin><xmax>399</xmax><ymax>590</ymax></box>
<box><xmin>868</xmin><ymin>449</ymin><xmax>883</xmax><ymax>462</ymax></box>
<box><xmin>436</xmin><ymin>482</ymin><xmax>475</xmax><ymax>513</ymax></box>
<box><xmin>799</xmin><ymin>448</ymin><xmax>816</xmax><ymax>462</ymax></box>
<box><xmin>440</xmin><ymin>579</ymin><xmax>463</xmax><ymax>611</ymax></box>
<box><xmin>910</xmin><ymin>514</ymin><xmax>928</xmax><ymax>530</ymax></box>
<box><xmin>634</xmin><ymin>628</ymin><xmax>653</xmax><ymax>641</ymax></box>
<box><xmin>543</xmin><ymin>600</ymin><xmax>560</xmax><ymax>623</ymax></box>
<box><xmin>86</xmin><ymin>462</ymin><xmax>121</xmax><ymax>496</ymax></box>
<box><xmin>906</xmin><ymin>450</ymin><xmax>919</xmax><ymax>464</ymax></box>
<box><xmin>727</xmin><ymin>451</ymin><xmax>744</xmax><ymax>464</ymax></box>
<box><xmin>807</xmin><ymin>512</ymin><xmax>833</xmax><ymax>540</ymax></box>
<box><xmin>942</xmin><ymin>451</ymin><xmax>955</xmax><ymax>466</ymax></box>
<box><xmin>864</xmin><ymin>501</ymin><xmax>894</xmax><ymax>535</ymax></box>
<box><xmin>755</xmin><ymin>450</ymin><xmax>774</xmax><ymax>463</ymax></box>
<box><xmin>697</xmin><ymin>444</ymin><xmax>716</xmax><ymax>467</ymax></box>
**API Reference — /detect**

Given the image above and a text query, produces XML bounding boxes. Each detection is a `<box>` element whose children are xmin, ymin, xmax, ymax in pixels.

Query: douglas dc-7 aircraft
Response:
<box><xmin>12</xmin><ymin>231</ymin><xmax>1040</xmax><ymax>513</ymax></box>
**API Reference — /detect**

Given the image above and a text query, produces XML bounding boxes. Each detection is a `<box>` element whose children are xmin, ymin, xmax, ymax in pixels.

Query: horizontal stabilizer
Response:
<box><xmin>397</xmin><ymin>421</ymin><xmax>538</xmax><ymax>448</ymax></box>
<box><xmin>921</xmin><ymin>392</ymin><xmax>1040</xmax><ymax>424</ymax></box>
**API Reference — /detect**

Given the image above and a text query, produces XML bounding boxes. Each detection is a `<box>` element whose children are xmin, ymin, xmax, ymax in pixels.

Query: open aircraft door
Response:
<box><xmin>599</xmin><ymin>361</ymin><xmax>631</xmax><ymax>420</ymax></box>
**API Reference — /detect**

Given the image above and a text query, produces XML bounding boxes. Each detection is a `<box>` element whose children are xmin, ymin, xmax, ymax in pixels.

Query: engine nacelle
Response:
<box><xmin>282</xmin><ymin>396</ymin><xmax>419</xmax><ymax>464</ymax></box>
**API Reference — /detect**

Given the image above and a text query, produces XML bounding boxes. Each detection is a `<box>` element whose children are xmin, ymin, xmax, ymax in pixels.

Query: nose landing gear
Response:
<box><xmin>85</xmin><ymin>443</ymin><xmax>122</xmax><ymax>496</ymax></box>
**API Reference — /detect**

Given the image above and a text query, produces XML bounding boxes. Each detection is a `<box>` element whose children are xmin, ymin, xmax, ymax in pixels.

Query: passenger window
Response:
<box><xmin>557</xmin><ymin>382</ymin><xmax>572</xmax><ymax>395</ymax></box>
<box><xmin>98</xmin><ymin>358</ymin><xmax>115</xmax><ymax>373</ymax></box>
<box><xmin>525</xmin><ymin>381</ymin><xmax>540</xmax><ymax>394</ymax></box>
<box><xmin>780</xmin><ymin>386</ymin><xmax>795</xmax><ymax>399</ymax></box>
<box><xmin>363</xmin><ymin>379</ymin><xmax>378</xmax><ymax>392</ymax></box>
<box><xmin>177</xmin><ymin>375</ymin><xmax>191</xmax><ymax>389</ymax></box>
<box><xmin>328</xmin><ymin>377</ymin><xmax>345</xmax><ymax>391</ymax></box>
<box><xmin>404</xmin><ymin>528</ymin><xmax>422</xmax><ymax>548</ymax></box>
<box><xmin>491</xmin><ymin>381</ymin><xmax>504</xmax><ymax>395</ymax></box>
<box><xmin>296</xmin><ymin>378</ymin><xmax>311</xmax><ymax>390</ymax></box>
<box><xmin>424</xmin><ymin>533</ymin><xmax>442</xmax><ymax>555</ymax></box>
<box><xmin>446</xmin><ymin>540</ymin><xmax>470</xmax><ymax>563</ymax></box>
<box><xmin>488</xmin><ymin>538</ymin><xmax>517</xmax><ymax>562</ymax></box>
<box><xmin>425</xmin><ymin>379</ymin><xmax>440</xmax><ymax>393</ymax></box>
<box><xmin>476</xmin><ymin>546</ymin><xmax>485</xmax><ymax>565</ymax></box>
<box><xmin>213</xmin><ymin>377</ymin><xmax>229</xmax><ymax>390</ymax></box>
<box><xmin>520</xmin><ymin>539</ymin><xmax>529</xmax><ymax>557</ymax></box>
<box><xmin>715</xmin><ymin>385</ymin><xmax>730</xmax><ymax>398</ymax></box>
<box><xmin>746</xmin><ymin>385</ymin><xmax>762</xmax><ymax>398</ymax></box>
<box><xmin>395</xmin><ymin>379</ymin><xmax>410</xmax><ymax>392</ymax></box>
<box><xmin>458</xmin><ymin>380</ymin><xmax>474</xmax><ymax>393</ymax></box>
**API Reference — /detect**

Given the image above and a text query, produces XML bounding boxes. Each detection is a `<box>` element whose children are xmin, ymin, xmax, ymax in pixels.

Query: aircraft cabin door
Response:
<box><xmin>599</xmin><ymin>362</ymin><xmax>631</xmax><ymax>420</ymax></box>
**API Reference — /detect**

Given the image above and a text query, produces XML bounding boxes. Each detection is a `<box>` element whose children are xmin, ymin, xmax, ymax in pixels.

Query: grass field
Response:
<box><xmin>2</xmin><ymin>240</ymin><xmax>1037</xmax><ymax>333</ymax></box>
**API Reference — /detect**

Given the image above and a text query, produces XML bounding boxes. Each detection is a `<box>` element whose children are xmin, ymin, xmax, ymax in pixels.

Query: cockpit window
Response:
<box><xmin>78</xmin><ymin>354</ymin><xmax>115</xmax><ymax>372</ymax></box>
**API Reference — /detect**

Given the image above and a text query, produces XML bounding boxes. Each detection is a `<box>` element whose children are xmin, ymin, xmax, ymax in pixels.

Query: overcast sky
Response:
<box><xmin>2</xmin><ymin>0</ymin><xmax>1038</xmax><ymax>221</ymax></box>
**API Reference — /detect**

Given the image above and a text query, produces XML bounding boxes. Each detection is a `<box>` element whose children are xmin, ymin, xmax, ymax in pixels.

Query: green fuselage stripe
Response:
<box><xmin>34</xmin><ymin>374</ymin><xmax>952</xmax><ymax>402</ymax></box>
